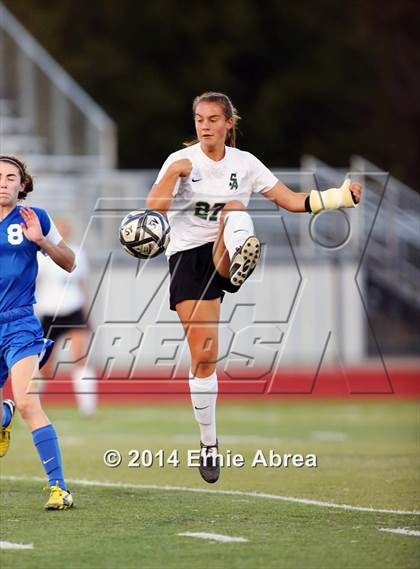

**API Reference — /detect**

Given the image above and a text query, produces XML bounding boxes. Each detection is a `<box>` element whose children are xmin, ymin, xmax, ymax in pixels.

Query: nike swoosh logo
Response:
<box><xmin>43</xmin><ymin>457</ymin><xmax>54</xmax><ymax>465</ymax></box>
<box><xmin>191</xmin><ymin>178</ymin><xmax>201</xmax><ymax>182</ymax></box>
<box><xmin>194</xmin><ymin>405</ymin><xmax>209</xmax><ymax>410</ymax></box>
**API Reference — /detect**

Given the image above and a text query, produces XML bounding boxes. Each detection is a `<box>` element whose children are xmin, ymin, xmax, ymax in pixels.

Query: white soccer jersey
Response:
<box><xmin>36</xmin><ymin>243</ymin><xmax>88</xmax><ymax>316</ymax></box>
<box><xmin>155</xmin><ymin>143</ymin><xmax>278</xmax><ymax>256</ymax></box>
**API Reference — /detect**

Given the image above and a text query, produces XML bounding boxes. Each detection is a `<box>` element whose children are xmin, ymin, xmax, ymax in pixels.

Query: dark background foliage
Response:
<box><xmin>4</xmin><ymin>0</ymin><xmax>420</xmax><ymax>186</ymax></box>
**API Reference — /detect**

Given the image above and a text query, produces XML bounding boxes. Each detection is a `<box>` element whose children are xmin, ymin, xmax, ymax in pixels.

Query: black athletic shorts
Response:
<box><xmin>41</xmin><ymin>308</ymin><xmax>86</xmax><ymax>342</ymax></box>
<box><xmin>168</xmin><ymin>242</ymin><xmax>240</xmax><ymax>311</ymax></box>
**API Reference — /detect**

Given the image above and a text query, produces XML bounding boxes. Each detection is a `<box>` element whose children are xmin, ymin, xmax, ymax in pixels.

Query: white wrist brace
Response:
<box><xmin>309</xmin><ymin>178</ymin><xmax>357</xmax><ymax>214</ymax></box>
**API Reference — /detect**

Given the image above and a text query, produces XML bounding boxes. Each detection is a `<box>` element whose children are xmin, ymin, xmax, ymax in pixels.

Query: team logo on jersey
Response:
<box><xmin>229</xmin><ymin>173</ymin><xmax>238</xmax><ymax>190</ymax></box>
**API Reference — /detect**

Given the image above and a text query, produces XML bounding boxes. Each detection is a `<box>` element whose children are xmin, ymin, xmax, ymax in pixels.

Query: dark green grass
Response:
<box><xmin>1</xmin><ymin>401</ymin><xmax>419</xmax><ymax>569</ymax></box>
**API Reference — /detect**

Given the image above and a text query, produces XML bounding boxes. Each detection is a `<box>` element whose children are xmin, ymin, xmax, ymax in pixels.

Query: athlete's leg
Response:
<box><xmin>11</xmin><ymin>356</ymin><xmax>49</xmax><ymax>430</ymax></box>
<box><xmin>0</xmin><ymin>387</ymin><xmax>16</xmax><ymax>458</ymax></box>
<box><xmin>176</xmin><ymin>298</ymin><xmax>221</xmax><ymax>481</ymax></box>
<box><xmin>213</xmin><ymin>200</ymin><xmax>260</xmax><ymax>286</ymax></box>
<box><xmin>70</xmin><ymin>329</ymin><xmax>97</xmax><ymax>416</ymax></box>
<box><xmin>39</xmin><ymin>324</ymin><xmax>97</xmax><ymax>416</ymax></box>
<box><xmin>1</xmin><ymin>393</ymin><xmax>15</xmax><ymax>428</ymax></box>
<box><xmin>0</xmin><ymin>357</ymin><xmax>16</xmax><ymax>457</ymax></box>
<box><xmin>213</xmin><ymin>200</ymin><xmax>247</xmax><ymax>278</ymax></box>
<box><xmin>175</xmin><ymin>298</ymin><xmax>219</xmax><ymax>444</ymax></box>
<box><xmin>176</xmin><ymin>298</ymin><xmax>220</xmax><ymax>378</ymax></box>
<box><xmin>176</xmin><ymin>297</ymin><xmax>219</xmax><ymax>440</ymax></box>
<box><xmin>11</xmin><ymin>356</ymin><xmax>70</xmax><ymax>496</ymax></box>
<box><xmin>39</xmin><ymin>352</ymin><xmax>54</xmax><ymax>379</ymax></box>
<box><xmin>36</xmin><ymin>349</ymin><xmax>54</xmax><ymax>399</ymax></box>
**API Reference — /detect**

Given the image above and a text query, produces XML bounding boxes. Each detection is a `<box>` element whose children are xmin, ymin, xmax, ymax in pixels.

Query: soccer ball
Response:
<box><xmin>119</xmin><ymin>209</ymin><xmax>170</xmax><ymax>259</ymax></box>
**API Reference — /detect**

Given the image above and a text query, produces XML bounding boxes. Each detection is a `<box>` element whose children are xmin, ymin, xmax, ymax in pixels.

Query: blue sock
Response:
<box><xmin>32</xmin><ymin>424</ymin><xmax>67</xmax><ymax>491</ymax></box>
<box><xmin>2</xmin><ymin>402</ymin><xmax>13</xmax><ymax>428</ymax></box>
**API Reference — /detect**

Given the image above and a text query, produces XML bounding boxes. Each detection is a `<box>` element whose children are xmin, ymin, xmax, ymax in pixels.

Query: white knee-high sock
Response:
<box><xmin>223</xmin><ymin>211</ymin><xmax>255</xmax><ymax>259</ymax></box>
<box><xmin>188</xmin><ymin>370</ymin><xmax>218</xmax><ymax>446</ymax></box>
<box><xmin>72</xmin><ymin>367</ymin><xmax>97</xmax><ymax>416</ymax></box>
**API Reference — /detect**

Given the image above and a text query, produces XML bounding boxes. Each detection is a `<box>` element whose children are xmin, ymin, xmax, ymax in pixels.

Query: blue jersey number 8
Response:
<box><xmin>7</xmin><ymin>224</ymin><xmax>24</xmax><ymax>245</ymax></box>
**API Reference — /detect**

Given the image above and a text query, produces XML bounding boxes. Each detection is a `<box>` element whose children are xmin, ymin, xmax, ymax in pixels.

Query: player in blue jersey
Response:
<box><xmin>0</xmin><ymin>155</ymin><xmax>75</xmax><ymax>510</ymax></box>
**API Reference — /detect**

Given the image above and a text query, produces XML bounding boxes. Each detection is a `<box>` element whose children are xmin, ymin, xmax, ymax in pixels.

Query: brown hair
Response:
<box><xmin>0</xmin><ymin>155</ymin><xmax>34</xmax><ymax>200</ymax></box>
<box><xmin>185</xmin><ymin>92</ymin><xmax>241</xmax><ymax>147</ymax></box>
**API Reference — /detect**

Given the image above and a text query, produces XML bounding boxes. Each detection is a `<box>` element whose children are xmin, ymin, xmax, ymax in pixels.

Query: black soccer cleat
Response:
<box><xmin>199</xmin><ymin>440</ymin><xmax>220</xmax><ymax>484</ymax></box>
<box><xmin>229</xmin><ymin>236</ymin><xmax>261</xmax><ymax>287</ymax></box>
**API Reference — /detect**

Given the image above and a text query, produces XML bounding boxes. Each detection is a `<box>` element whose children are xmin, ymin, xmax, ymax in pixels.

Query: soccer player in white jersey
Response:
<box><xmin>147</xmin><ymin>92</ymin><xmax>362</xmax><ymax>483</ymax></box>
<box><xmin>0</xmin><ymin>156</ymin><xmax>75</xmax><ymax>509</ymax></box>
<box><xmin>37</xmin><ymin>219</ymin><xmax>97</xmax><ymax>417</ymax></box>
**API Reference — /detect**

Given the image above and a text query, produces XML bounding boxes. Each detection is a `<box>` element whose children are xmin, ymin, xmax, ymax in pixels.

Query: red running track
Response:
<box><xmin>3</xmin><ymin>366</ymin><xmax>419</xmax><ymax>403</ymax></box>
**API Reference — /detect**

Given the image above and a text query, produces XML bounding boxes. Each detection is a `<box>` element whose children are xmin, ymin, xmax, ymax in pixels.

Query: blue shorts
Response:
<box><xmin>0</xmin><ymin>306</ymin><xmax>54</xmax><ymax>388</ymax></box>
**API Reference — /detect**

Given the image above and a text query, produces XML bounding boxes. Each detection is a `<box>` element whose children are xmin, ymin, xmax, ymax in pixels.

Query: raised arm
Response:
<box><xmin>37</xmin><ymin>240</ymin><xmax>76</xmax><ymax>273</ymax></box>
<box><xmin>263</xmin><ymin>179</ymin><xmax>362</xmax><ymax>213</ymax></box>
<box><xmin>20</xmin><ymin>207</ymin><xmax>75</xmax><ymax>272</ymax></box>
<box><xmin>146</xmin><ymin>159</ymin><xmax>192</xmax><ymax>213</ymax></box>
<box><xmin>263</xmin><ymin>180</ymin><xmax>308</xmax><ymax>212</ymax></box>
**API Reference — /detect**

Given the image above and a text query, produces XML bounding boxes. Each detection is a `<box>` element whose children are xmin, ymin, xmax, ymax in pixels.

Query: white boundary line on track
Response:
<box><xmin>378</xmin><ymin>528</ymin><xmax>420</xmax><ymax>537</ymax></box>
<box><xmin>1</xmin><ymin>475</ymin><xmax>419</xmax><ymax>516</ymax></box>
<box><xmin>178</xmin><ymin>532</ymin><xmax>248</xmax><ymax>543</ymax></box>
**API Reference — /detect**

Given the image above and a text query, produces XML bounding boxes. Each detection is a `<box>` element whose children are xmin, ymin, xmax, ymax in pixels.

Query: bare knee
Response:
<box><xmin>220</xmin><ymin>200</ymin><xmax>246</xmax><ymax>221</ymax></box>
<box><xmin>15</xmin><ymin>397</ymin><xmax>42</xmax><ymax>421</ymax></box>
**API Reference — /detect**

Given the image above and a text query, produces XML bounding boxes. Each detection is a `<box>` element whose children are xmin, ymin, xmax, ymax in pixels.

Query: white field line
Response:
<box><xmin>311</xmin><ymin>431</ymin><xmax>349</xmax><ymax>442</ymax></box>
<box><xmin>173</xmin><ymin>435</ymin><xmax>284</xmax><ymax>445</ymax></box>
<box><xmin>1</xmin><ymin>475</ymin><xmax>419</xmax><ymax>516</ymax></box>
<box><xmin>378</xmin><ymin>528</ymin><xmax>420</xmax><ymax>537</ymax></box>
<box><xmin>0</xmin><ymin>541</ymin><xmax>33</xmax><ymax>550</ymax></box>
<box><xmin>178</xmin><ymin>532</ymin><xmax>248</xmax><ymax>543</ymax></box>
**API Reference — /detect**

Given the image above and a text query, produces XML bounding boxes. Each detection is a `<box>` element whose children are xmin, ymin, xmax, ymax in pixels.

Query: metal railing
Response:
<box><xmin>0</xmin><ymin>2</ymin><xmax>117</xmax><ymax>169</ymax></box>
<box><xmin>302</xmin><ymin>155</ymin><xmax>420</xmax><ymax>308</ymax></box>
<box><xmin>350</xmin><ymin>156</ymin><xmax>420</xmax><ymax>308</ymax></box>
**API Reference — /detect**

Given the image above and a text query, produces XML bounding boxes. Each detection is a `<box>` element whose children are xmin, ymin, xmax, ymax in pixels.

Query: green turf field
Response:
<box><xmin>1</xmin><ymin>400</ymin><xmax>419</xmax><ymax>568</ymax></box>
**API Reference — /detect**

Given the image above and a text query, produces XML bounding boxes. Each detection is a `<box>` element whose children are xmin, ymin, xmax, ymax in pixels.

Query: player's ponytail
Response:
<box><xmin>186</xmin><ymin>92</ymin><xmax>241</xmax><ymax>147</ymax></box>
<box><xmin>0</xmin><ymin>155</ymin><xmax>34</xmax><ymax>200</ymax></box>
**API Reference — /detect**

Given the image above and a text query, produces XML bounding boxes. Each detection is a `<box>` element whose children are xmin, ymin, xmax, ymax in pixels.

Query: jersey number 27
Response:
<box><xmin>194</xmin><ymin>202</ymin><xmax>225</xmax><ymax>222</ymax></box>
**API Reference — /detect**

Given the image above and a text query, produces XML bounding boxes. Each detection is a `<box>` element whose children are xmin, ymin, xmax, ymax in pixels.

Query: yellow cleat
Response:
<box><xmin>0</xmin><ymin>400</ymin><xmax>16</xmax><ymax>458</ymax></box>
<box><xmin>44</xmin><ymin>482</ymin><xmax>74</xmax><ymax>510</ymax></box>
